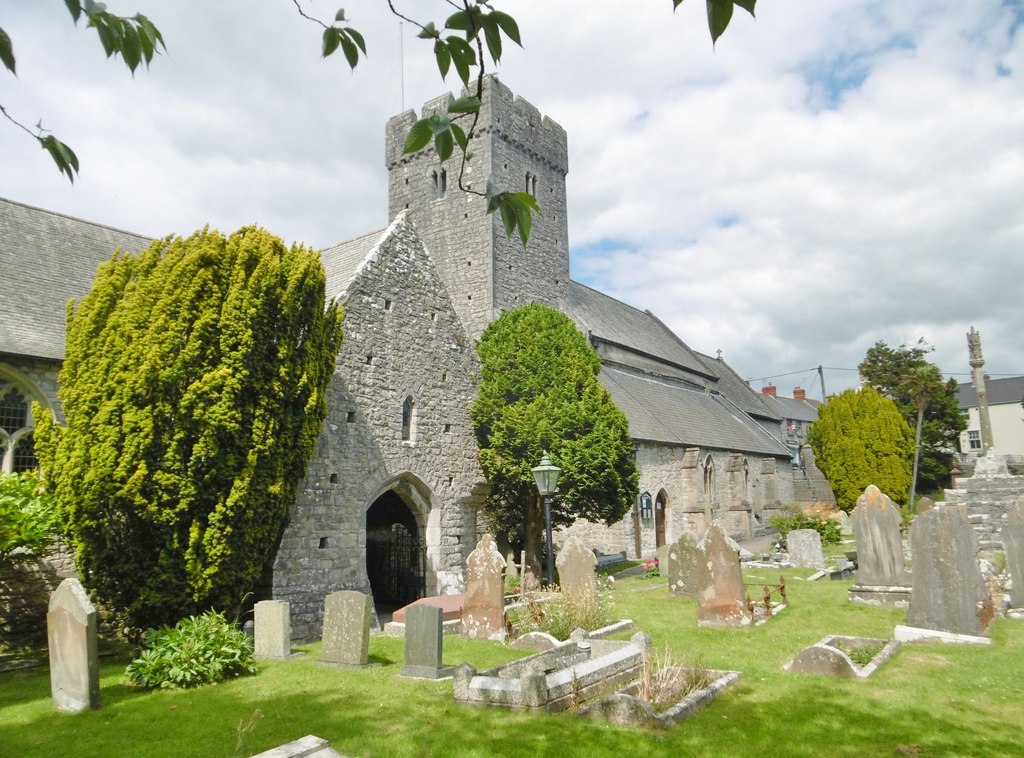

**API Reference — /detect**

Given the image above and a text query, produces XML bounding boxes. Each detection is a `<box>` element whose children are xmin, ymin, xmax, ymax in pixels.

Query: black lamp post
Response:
<box><xmin>531</xmin><ymin>451</ymin><xmax>562</xmax><ymax>587</ymax></box>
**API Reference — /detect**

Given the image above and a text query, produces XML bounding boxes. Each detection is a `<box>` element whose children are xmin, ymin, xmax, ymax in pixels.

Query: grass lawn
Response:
<box><xmin>2</xmin><ymin>568</ymin><xmax>1022</xmax><ymax>758</ymax></box>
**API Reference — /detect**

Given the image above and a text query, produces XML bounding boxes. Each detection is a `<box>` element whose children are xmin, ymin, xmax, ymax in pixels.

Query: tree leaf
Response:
<box><xmin>447</xmin><ymin>95</ymin><xmax>480</xmax><ymax>114</ymax></box>
<box><xmin>120</xmin><ymin>21</ymin><xmax>142</xmax><ymax>73</ymax></box>
<box><xmin>403</xmin><ymin>118</ymin><xmax>433</xmax><ymax>153</ymax></box>
<box><xmin>345</xmin><ymin>26</ymin><xmax>366</xmax><ymax>55</ymax></box>
<box><xmin>322</xmin><ymin>28</ymin><xmax>340</xmax><ymax>58</ymax></box>
<box><xmin>433</xmin><ymin>39</ymin><xmax>451</xmax><ymax>79</ymax></box>
<box><xmin>434</xmin><ymin>129</ymin><xmax>454</xmax><ymax>162</ymax></box>
<box><xmin>417</xmin><ymin>22</ymin><xmax>439</xmax><ymax>40</ymax></box>
<box><xmin>498</xmin><ymin>196</ymin><xmax>517</xmax><ymax>240</ymax></box>
<box><xmin>0</xmin><ymin>27</ymin><xmax>15</xmax><ymax>75</ymax></box>
<box><xmin>491</xmin><ymin>11</ymin><xmax>522</xmax><ymax>47</ymax></box>
<box><xmin>672</xmin><ymin>0</ymin><xmax>685</xmax><ymax>9</ymax></box>
<box><xmin>446</xmin><ymin>36</ymin><xmax>476</xmax><ymax>85</ymax></box>
<box><xmin>334</xmin><ymin>8</ymin><xmax>347</xmax><ymax>22</ymax></box>
<box><xmin>450</xmin><ymin>122</ymin><xmax>468</xmax><ymax>152</ymax></box>
<box><xmin>65</xmin><ymin>0</ymin><xmax>83</xmax><ymax>23</ymax></box>
<box><xmin>340</xmin><ymin>34</ymin><xmax>359</xmax><ymax>69</ymax></box>
<box><xmin>480</xmin><ymin>14</ymin><xmax>502</xmax><ymax>63</ymax></box>
<box><xmin>135</xmin><ymin>15</ymin><xmax>166</xmax><ymax>57</ymax></box>
<box><xmin>40</xmin><ymin>134</ymin><xmax>80</xmax><ymax>183</ymax></box>
<box><xmin>734</xmin><ymin>0</ymin><xmax>757</xmax><ymax>16</ymax></box>
<box><xmin>445</xmin><ymin>10</ymin><xmax>472</xmax><ymax>33</ymax></box>
<box><xmin>707</xmin><ymin>0</ymin><xmax>734</xmax><ymax>44</ymax></box>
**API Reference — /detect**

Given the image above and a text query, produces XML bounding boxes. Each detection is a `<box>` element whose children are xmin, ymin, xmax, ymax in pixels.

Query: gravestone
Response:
<box><xmin>905</xmin><ymin>505</ymin><xmax>992</xmax><ymax>636</ymax></box>
<box><xmin>556</xmin><ymin>535</ymin><xmax>597</xmax><ymax>598</ymax></box>
<box><xmin>318</xmin><ymin>590</ymin><xmax>374</xmax><ymax>668</ymax></box>
<box><xmin>916</xmin><ymin>497</ymin><xmax>936</xmax><ymax>515</ymax></box>
<box><xmin>254</xmin><ymin>600</ymin><xmax>292</xmax><ymax>660</ymax></box>
<box><xmin>400</xmin><ymin>603</ymin><xmax>454</xmax><ymax>679</ymax></box>
<box><xmin>667</xmin><ymin>533</ymin><xmax>701</xmax><ymax>599</ymax></box>
<box><xmin>849</xmin><ymin>485</ymin><xmax>911</xmax><ymax>607</ymax></box>
<box><xmin>462</xmin><ymin>533</ymin><xmax>506</xmax><ymax>641</ymax></box>
<box><xmin>47</xmin><ymin>578</ymin><xmax>100</xmax><ymax>712</ymax></box>
<box><xmin>696</xmin><ymin>524</ymin><xmax>751</xmax><ymax>628</ymax></box>
<box><xmin>787</xmin><ymin>529</ymin><xmax>825</xmax><ymax>568</ymax></box>
<box><xmin>1004</xmin><ymin>498</ymin><xmax>1024</xmax><ymax>608</ymax></box>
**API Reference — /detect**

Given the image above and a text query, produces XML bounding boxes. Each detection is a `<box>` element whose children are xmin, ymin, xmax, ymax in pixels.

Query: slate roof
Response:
<box><xmin>694</xmin><ymin>351</ymin><xmax>782</xmax><ymax>422</ymax></box>
<box><xmin>320</xmin><ymin>227</ymin><xmax>387</xmax><ymax>302</ymax></box>
<box><xmin>958</xmin><ymin>376</ymin><xmax>1024</xmax><ymax>408</ymax></box>
<box><xmin>759</xmin><ymin>394</ymin><xmax>820</xmax><ymax>424</ymax></box>
<box><xmin>564</xmin><ymin>281</ymin><xmax>716</xmax><ymax>380</ymax></box>
<box><xmin>598</xmin><ymin>363</ymin><xmax>790</xmax><ymax>456</ymax></box>
<box><xmin>0</xmin><ymin>197</ymin><xmax>152</xmax><ymax>361</ymax></box>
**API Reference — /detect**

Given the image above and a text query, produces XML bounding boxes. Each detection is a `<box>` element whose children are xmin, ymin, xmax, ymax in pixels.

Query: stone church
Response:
<box><xmin>0</xmin><ymin>78</ymin><xmax>820</xmax><ymax>638</ymax></box>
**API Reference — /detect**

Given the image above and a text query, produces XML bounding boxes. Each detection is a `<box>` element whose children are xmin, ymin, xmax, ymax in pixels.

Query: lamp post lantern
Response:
<box><xmin>531</xmin><ymin>451</ymin><xmax>562</xmax><ymax>586</ymax></box>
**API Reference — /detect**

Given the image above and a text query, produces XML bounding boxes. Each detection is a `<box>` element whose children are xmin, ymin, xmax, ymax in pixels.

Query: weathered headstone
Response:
<box><xmin>916</xmin><ymin>496</ymin><xmax>936</xmax><ymax>515</ymax></box>
<box><xmin>47</xmin><ymin>577</ymin><xmax>100</xmax><ymax>712</ymax></box>
<box><xmin>1004</xmin><ymin>498</ymin><xmax>1024</xmax><ymax>608</ymax></box>
<box><xmin>849</xmin><ymin>485</ymin><xmax>911</xmax><ymax>607</ymax></box>
<box><xmin>555</xmin><ymin>535</ymin><xmax>597</xmax><ymax>598</ymax></box>
<box><xmin>400</xmin><ymin>603</ymin><xmax>454</xmax><ymax>679</ymax></box>
<box><xmin>254</xmin><ymin>600</ymin><xmax>292</xmax><ymax>660</ymax></box>
<box><xmin>906</xmin><ymin>505</ymin><xmax>992</xmax><ymax>636</ymax></box>
<box><xmin>696</xmin><ymin>524</ymin><xmax>751</xmax><ymax>628</ymax></box>
<box><xmin>462</xmin><ymin>533</ymin><xmax>506</xmax><ymax>641</ymax></box>
<box><xmin>787</xmin><ymin>529</ymin><xmax>825</xmax><ymax>569</ymax></box>
<box><xmin>318</xmin><ymin>590</ymin><xmax>375</xmax><ymax>668</ymax></box>
<box><xmin>667</xmin><ymin>533</ymin><xmax>701</xmax><ymax>599</ymax></box>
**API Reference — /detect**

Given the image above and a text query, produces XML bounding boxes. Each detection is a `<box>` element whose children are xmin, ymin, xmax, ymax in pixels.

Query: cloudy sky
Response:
<box><xmin>2</xmin><ymin>1</ymin><xmax>1022</xmax><ymax>399</ymax></box>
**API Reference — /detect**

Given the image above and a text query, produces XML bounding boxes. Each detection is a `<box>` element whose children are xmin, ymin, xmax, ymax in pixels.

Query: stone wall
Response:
<box><xmin>386</xmin><ymin>77</ymin><xmax>570</xmax><ymax>342</ymax></box>
<box><xmin>272</xmin><ymin>214</ymin><xmax>487</xmax><ymax>640</ymax></box>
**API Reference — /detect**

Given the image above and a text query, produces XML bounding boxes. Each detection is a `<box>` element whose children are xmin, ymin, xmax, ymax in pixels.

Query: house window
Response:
<box><xmin>703</xmin><ymin>454</ymin><xmax>715</xmax><ymax>503</ymax></box>
<box><xmin>968</xmin><ymin>430</ymin><xmax>982</xmax><ymax>450</ymax></box>
<box><xmin>402</xmin><ymin>396</ymin><xmax>416</xmax><ymax>443</ymax></box>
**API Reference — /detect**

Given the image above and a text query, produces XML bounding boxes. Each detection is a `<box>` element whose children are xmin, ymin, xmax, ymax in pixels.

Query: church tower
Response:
<box><xmin>385</xmin><ymin>77</ymin><xmax>570</xmax><ymax>340</ymax></box>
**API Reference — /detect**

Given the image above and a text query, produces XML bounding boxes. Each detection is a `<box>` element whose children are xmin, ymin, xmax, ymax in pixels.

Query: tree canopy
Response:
<box><xmin>808</xmin><ymin>386</ymin><xmax>914</xmax><ymax>512</ymax></box>
<box><xmin>858</xmin><ymin>340</ymin><xmax>965</xmax><ymax>496</ymax></box>
<box><xmin>34</xmin><ymin>226</ymin><xmax>343</xmax><ymax>630</ymax></box>
<box><xmin>470</xmin><ymin>304</ymin><xmax>638</xmax><ymax>580</ymax></box>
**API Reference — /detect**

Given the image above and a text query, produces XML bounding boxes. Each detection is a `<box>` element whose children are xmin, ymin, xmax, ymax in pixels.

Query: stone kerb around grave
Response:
<box><xmin>784</xmin><ymin>635</ymin><xmax>901</xmax><ymax>679</ymax></box>
<box><xmin>849</xmin><ymin>485</ymin><xmax>912</xmax><ymax>608</ymax></box>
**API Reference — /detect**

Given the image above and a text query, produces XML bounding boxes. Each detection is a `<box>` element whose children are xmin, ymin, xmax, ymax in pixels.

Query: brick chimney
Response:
<box><xmin>761</xmin><ymin>384</ymin><xmax>777</xmax><ymax>397</ymax></box>
<box><xmin>793</xmin><ymin>387</ymin><xmax>806</xmax><ymax>401</ymax></box>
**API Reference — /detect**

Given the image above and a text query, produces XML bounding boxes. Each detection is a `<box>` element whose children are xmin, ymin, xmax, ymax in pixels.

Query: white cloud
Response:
<box><xmin>1</xmin><ymin>0</ymin><xmax>1021</xmax><ymax>398</ymax></box>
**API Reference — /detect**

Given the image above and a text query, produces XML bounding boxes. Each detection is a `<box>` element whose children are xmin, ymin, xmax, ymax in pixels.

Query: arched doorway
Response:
<box><xmin>365</xmin><ymin>490</ymin><xmax>425</xmax><ymax>615</ymax></box>
<box><xmin>655</xmin><ymin>490</ymin><xmax>668</xmax><ymax>548</ymax></box>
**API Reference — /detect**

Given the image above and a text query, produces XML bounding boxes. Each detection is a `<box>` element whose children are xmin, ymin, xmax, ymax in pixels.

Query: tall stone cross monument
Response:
<box><xmin>967</xmin><ymin>327</ymin><xmax>1008</xmax><ymax>476</ymax></box>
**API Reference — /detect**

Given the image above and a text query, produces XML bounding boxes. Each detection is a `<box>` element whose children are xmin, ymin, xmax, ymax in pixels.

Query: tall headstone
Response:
<box><xmin>400</xmin><ymin>603</ymin><xmax>454</xmax><ymax>679</ymax></box>
<box><xmin>696</xmin><ymin>524</ymin><xmax>751</xmax><ymax>628</ymax></box>
<box><xmin>47</xmin><ymin>578</ymin><xmax>100</xmax><ymax>712</ymax></box>
<box><xmin>667</xmin><ymin>533</ymin><xmax>701</xmax><ymax>599</ymax></box>
<box><xmin>318</xmin><ymin>590</ymin><xmax>374</xmax><ymax>668</ymax></box>
<box><xmin>462</xmin><ymin>533</ymin><xmax>506</xmax><ymax>641</ymax></box>
<box><xmin>1002</xmin><ymin>498</ymin><xmax>1024</xmax><ymax>608</ymax></box>
<box><xmin>906</xmin><ymin>505</ymin><xmax>992</xmax><ymax>636</ymax></box>
<box><xmin>787</xmin><ymin>529</ymin><xmax>825</xmax><ymax>569</ymax></box>
<box><xmin>254</xmin><ymin>600</ymin><xmax>292</xmax><ymax>660</ymax></box>
<box><xmin>555</xmin><ymin>535</ymin><xmax>597</xmax><ymax>599</ymax></box>
<box><xmin>849</xmin><ymin>485</ymin><xmax>911</xmax><ymax>607</ymax></box>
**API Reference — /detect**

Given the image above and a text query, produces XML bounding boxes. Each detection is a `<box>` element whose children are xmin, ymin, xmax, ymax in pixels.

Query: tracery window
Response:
<box><xmin>0</xmin><ymin>382</ymin><xmax>38</xmax><ymax>473</ymax></box>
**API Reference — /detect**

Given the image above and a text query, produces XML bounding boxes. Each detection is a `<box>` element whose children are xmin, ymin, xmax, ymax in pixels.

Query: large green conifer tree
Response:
<box><xmin>808</xmin><ymin>387</ymin><xmax>913</xmax><ymax>511</ymax></box>
<box><xmin>471</xmin><ymin>304</ymin><xmax>638</xmax><ymax>582</ymax></box>
<box><xmin>34</xmin><ymin>226</ymin><xmax>343</xmax><ymax>630</ymax></box>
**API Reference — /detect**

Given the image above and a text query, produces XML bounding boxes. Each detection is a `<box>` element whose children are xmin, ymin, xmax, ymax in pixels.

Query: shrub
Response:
<box><xmin>506</xmin><ymin>583</ymin><xmax>613</xmax><ymax>641</ymax></box>
<box><xmin>0</xmin><ymin>471</ymin><xmax>58</xmax><ymax>570</ymax></box>
<box><xmin>124</xmin><ymin>610</ymin><xmax>256</xmax><ymax>689</ymax></box>
<box><xmin>768</xmin><ymin>507</ymin><xmax>842</xmax><ymax>547</ymax></box>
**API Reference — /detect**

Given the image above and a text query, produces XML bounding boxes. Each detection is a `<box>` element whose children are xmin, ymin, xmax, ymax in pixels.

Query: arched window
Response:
<box><xmin>0</xmin><ymin>380</ymin><xmax>39</xmax><ymax>473</ymax></box>
<box><xmin>401</xmin><ymin>396</ymin><xmax>416</xmax><ymax>443</ymax></box>
<box><xmin>702</xmin><ymin>454</ymin><xmax>715</xmax><ymax>504</ymax></box>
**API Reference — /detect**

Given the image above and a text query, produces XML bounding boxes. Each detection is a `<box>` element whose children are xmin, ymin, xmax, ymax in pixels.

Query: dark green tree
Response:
<box><xmin>471</xmin><ymin>304</ymin><xmax>638</xmax><ymax>583</ymax></box>
<box><xmin>34</xmin><ymin>226</ymin><xmax>343</xmax><ymax>630</ymax></box>
<box><xmin>858</xmin><ymin>340</ymin><xmax>966</xmax><ymax>497</ymax></box>
<box><xmin>808</xmin><ymin>387</ymin><xmax>914</xmax><ymax>512</ymax></box>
